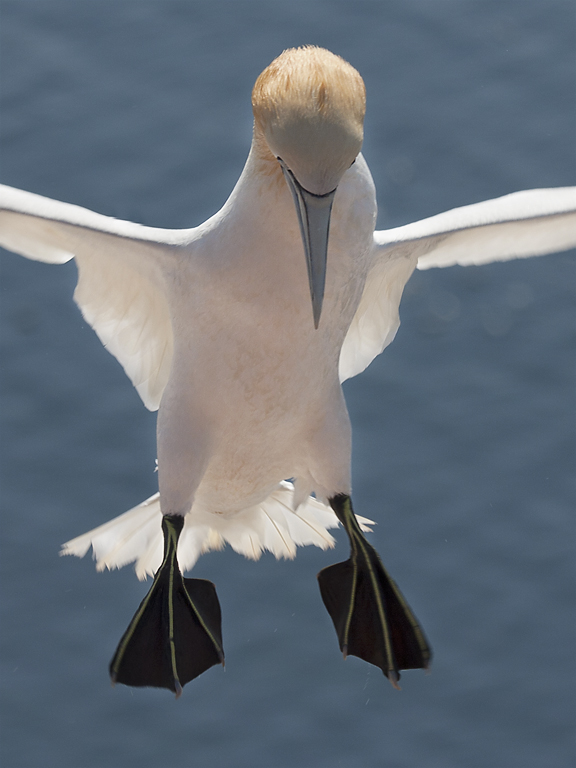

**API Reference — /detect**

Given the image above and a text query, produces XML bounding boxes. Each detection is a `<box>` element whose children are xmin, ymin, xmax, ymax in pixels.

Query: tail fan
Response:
<box><xmin>61</xmin><ymin>481</ymin><xmax>374</xmax><ymax>579</ymax></box>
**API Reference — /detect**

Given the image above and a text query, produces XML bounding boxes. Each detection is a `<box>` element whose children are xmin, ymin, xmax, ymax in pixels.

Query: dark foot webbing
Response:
<box><xmin>110</xmin><ymin>514</ymin><xmax>224</xmax><ymax>696</ymax></box>
<box><xmin>318</xmin><ymin>495</ymin><xmax>431</xmax><ymax>688</ymax></box>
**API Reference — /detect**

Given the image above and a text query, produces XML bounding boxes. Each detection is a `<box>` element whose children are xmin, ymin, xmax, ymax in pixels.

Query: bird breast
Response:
<box><xmin>157</xmin><ymin>153</ymin><xmax>377</xmax><ymax>513</ymax></box>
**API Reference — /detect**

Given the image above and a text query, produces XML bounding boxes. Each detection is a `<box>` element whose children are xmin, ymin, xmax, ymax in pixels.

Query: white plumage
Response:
<box><xmin>61</xmin><ymin>481</ymin><xmax>373</xmax><ymax>580</ymax></box>
<box><xmin>0</xmin><ymin>47</ymin><xmax>575</xmax><ymax>584</ymax></box>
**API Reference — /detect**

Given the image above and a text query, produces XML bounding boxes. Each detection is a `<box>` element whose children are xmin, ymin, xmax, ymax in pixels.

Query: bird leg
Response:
<box><xmin>109</xmin><ymin>514</ymin><xmax>224</xmax><ymax>697</ymax></box>
<box><xmin>318</xmin><ymin>494</ymin><xmax>431</xmax><ymax>689</ymax></box>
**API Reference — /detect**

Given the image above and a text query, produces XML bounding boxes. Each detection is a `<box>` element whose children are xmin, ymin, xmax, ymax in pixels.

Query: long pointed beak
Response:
<box><xmin>279</xmin><ymin>160</ymin><xmax>337</xmax><ymax>329</ymax></box>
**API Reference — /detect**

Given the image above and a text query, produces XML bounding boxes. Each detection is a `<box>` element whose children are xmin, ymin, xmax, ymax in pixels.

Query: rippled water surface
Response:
<box><xmin>1</xmin><ymin>2</ymin><xmax>574</xmax><ymax>767</ymax></box>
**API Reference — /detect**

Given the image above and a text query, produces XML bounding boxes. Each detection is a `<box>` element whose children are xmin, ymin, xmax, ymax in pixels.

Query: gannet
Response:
<box><xmin>1</xmin><ymin>46</ymin><xmax>575</xmax><ymax>696</ymax></box>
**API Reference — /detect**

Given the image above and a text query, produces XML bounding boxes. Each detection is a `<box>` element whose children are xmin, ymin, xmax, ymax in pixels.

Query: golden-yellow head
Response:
<box><xmin>252</xmin><ymin>47</ymin><xmax>366</xmax><ymax>195</ymax></box>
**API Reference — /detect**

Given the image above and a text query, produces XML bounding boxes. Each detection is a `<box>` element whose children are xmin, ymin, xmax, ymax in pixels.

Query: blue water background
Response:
<box><xmin>1</xmin><ymin>2</ymin><xmax>574</xmax><ymax>767</ymax></box>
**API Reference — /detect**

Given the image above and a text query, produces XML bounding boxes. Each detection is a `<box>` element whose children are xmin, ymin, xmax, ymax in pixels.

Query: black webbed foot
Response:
<box><xmin>318</xmin><ymin>494</ymin><xmax>431</xmax><ymax>688</ymax></box>
<box><xmin>110</xmin><ymin>514</ymin><xmax>224</xmax><ymax>696</ymax></box>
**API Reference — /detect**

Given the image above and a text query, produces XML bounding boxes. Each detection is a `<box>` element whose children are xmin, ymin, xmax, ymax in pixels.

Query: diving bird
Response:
<box><xmin>1</xmin><ymin>47</ymin><xmax>575</xmax><ymax>696</ymax></box>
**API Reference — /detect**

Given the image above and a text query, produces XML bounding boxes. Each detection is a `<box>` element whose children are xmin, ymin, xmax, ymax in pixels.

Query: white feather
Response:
<box><xmin>339</xmin><ymin>251</ymin><xmax>417</xmax><ymax>382</ymax></box>
<box><xmin>0</xmin><ymin>184</ymin><xmax>183</xmax><ymax>410</ymax></box>
<box><xmin>60</xmin><ymin>482</ymin><xmax>373</xmax><ymax>580</ymax></box>
<box><xmin>339</xmin><ymin>187</ymin><xmax>576</xmax><ymax>382</ymax></box>
<box><xmin>377</xmin><ymin>187</ymin><xmax>576</xmax><ymax>269</ymax></box>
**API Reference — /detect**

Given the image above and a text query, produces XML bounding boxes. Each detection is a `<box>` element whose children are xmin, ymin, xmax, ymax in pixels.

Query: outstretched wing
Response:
<box><xmin>0</xmin><ymin>184</ymin><xmax>194</xmax><ymax>410</ymax></box>
<box><xmin>339</xmin><ymin>187</ymin><xmax>576</xmax><ymax>382</ymax></box>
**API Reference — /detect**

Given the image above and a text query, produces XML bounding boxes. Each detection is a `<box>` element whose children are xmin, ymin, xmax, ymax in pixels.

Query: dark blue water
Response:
<box><xmin>1</xmin><ymin>2</ymin><xmax>574</xmax><ymax>767</ymax></box>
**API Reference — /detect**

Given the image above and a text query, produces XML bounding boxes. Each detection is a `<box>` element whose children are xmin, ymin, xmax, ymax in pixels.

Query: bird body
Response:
<box><xmin>156</xmin><ymin>144</ymin><xmax>376</xmax><ymax>523</ymax></box>
<box><xmin>1</xmin><ymin>46</ymin><xmax>575</xmax><ymax>693</ymax></box>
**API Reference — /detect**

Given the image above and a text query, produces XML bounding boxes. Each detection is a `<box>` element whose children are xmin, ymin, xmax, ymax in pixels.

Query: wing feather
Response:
<box><xmin>376</xmin><ymin>187</ymin><xmax>576</xmax><ymax>269</ymax></box>
<box><xmin>340</xmin><ymin>187</ymin><xmax>576</xmax><ymax>382</ymax></box>
<box><xmin>0</xmin><ymin>184</ymin><xmax>191</xmax><ymax>410</ymax></box>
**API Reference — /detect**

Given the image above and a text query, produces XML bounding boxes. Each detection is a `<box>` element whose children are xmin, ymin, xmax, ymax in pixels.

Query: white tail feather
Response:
<box><xmin>60</xmin><ymin>481</ymin><xmax>374</xmax><ymax>580</ymax></box>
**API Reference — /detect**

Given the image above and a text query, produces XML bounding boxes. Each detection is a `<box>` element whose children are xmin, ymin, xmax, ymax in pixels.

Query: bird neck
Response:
<box><xmin>214</xmin><ymin>123</ymin><xmax>293</xmax><ymax>227</ymax></box>
<box><xmin>247</xmin><ymin>123</ymin><xmax>287</xmax><ymax>191</ymax></box>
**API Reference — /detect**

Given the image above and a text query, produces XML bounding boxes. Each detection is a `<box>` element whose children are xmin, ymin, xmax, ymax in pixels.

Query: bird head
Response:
<box><xmin>252</xmin><ymin>47</ymin><xmax>366</xmax><ymax>327</ymax></box>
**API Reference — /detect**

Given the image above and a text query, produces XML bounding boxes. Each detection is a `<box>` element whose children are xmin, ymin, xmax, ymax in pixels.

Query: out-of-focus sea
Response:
<box><xmin>1</xmin><ymin>2</ymin><xmax>574</xmax><ymax>767</ymax></box>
